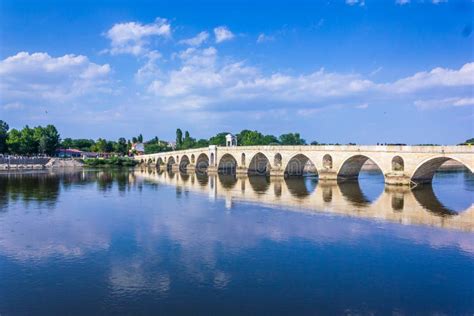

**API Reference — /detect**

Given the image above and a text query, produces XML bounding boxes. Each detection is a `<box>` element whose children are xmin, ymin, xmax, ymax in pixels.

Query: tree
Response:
<box><xmin>461</xmin><ymin>138</ymin><xmax>474</xmax><ymax>145</ymax></box>
<box><xmin>19</xmin><ymin>126</ymin><xmax>38</xmax><ymax>154</ymax></box>
<box><xmin>92</xmin><ymin>138</ymin><xmax>108</xmax><ymax>152</ymax></box>
<box><xmin>176</xmin><ymin>128</ymin><xmax>183</xmax><ymax>149</ymax></box>
<box><xmin>181</xmin><ymin>130</ymin><xmax>196</xmax><ymax>149</ymax></box>
<box><xmin>137</xmin><ymin>134</ymin><xmax>143</xmax><ymax>143</ymax></box>
<box><xmin>6</xmin><ymin>129</ymin><xmax>21</xmax><ymax>154</ymax></box>
<box><xmin>262</xmin><ymin>134</ymin><xmax>279</xmax><ymax>145</ymax></box>
<box><xmin>105</xmin><ymin>140</ymin><xmax>115</xmax><ymax>153</ymax></box>
<box><xmin>237</xmin><ymin>130</ymin><xmax>265</xmax><ymax>146</ymax></box>
<box><xmin>0</xmin><ymin>120</ymin><xmax>9</xmax><ymax>153</ymax></box>
<box><xmin>115</xmin><ymin>137</ymin><xmax>128</xmax><ymax>155</ymax></box>
<box><xmin>195</xmin><ymin>139</ymin><xmax>209</xmax><ymax>148</ymax></box>
<box><xmin>279</xmin><ymin>133</ymin><xmax>306</xmax><ymax>145</ymax></box>
<box><xmin>209</xmin><ymin>132</ymin><xmax>229</xmax><ymax>146</ymax></box>
<box><xmin>36</xmin><ymin>125</ymin><xmax>60</xmax><ymax>155</ymax></box>
<box><xmin>61</xmin><ymin>138</ymin><xmax>74</xmax><ymax>148</ymax></box>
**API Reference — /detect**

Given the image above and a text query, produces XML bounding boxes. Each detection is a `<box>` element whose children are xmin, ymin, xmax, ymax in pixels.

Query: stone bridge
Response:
<box><xmin>134</xmin><ymin>145</ymin><xmax>474</xmax><ymax>185</ymax></box>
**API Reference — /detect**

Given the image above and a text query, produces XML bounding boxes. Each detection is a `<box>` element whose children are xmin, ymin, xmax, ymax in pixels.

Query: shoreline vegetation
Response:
<box><xmin>83</xmin><ymin>157</ymin><xmax>137</xmax><ymax>167</ymax></box>
<box><xmin>2</xmin><ymin>120</ymin><xmax>473</xmax><ymax>159</ymax></box>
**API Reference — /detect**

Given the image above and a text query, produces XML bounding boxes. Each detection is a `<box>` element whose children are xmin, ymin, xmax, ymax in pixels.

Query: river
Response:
<box><xmin>0</xmin><ymin>168</ymin><xmax>473</xmax><ymax>315</ymax></box>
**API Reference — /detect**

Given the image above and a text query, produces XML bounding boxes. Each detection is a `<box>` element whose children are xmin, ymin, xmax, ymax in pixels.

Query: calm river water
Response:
<box><xmin>0</xmin><ymin>168</ymin><xmax>473</xmax><ymax>315</ymax></box>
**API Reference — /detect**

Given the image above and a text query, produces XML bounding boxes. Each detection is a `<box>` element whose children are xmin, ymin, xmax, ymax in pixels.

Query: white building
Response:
<box><xmin>225</xmin><ymin>134</ymin><xmax>237</xmax><ymax>147</ymax></box>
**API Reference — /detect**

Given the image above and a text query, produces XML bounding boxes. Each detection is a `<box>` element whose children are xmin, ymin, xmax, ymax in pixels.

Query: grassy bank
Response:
<box><xmin>83</xmin><ymin>157</ymin><xmax>138</xmax><ymax>167</ymax></box>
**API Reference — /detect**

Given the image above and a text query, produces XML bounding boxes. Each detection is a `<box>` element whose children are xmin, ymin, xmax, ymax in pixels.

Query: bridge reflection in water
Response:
<box><xmin>136</xmin><ymin>168</ymin><xmax>474</xmax><ymax>232</ymax></box>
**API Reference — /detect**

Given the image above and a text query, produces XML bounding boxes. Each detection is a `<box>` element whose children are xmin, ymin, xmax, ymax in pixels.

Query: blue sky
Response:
<box><xmin>0</xmin><ymin>0</ymin><xmax>473</xmax><ymax>144</ymax></box>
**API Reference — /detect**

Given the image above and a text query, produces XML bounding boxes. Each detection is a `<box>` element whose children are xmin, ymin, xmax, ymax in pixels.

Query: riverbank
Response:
<box><xmin>0</xmin><ymin>158</ymin><xmax>84</xmax><ymax>170</ymax></box>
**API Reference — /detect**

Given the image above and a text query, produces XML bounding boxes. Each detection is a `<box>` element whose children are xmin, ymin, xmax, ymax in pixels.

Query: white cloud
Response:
<box><xmin>2</xmin><ymin>102</ymin><xmax>24</xmax><ymax>110</ymax></box>
<box><xmin>346</xmin><ymin>0</ymin><xmax>365</xmax><ymax>6</ymax></box>
<box><xmin>179</xmin><ymin>31</ymin><xmax>209</xmax><ymax>46</ymax></box>
<box><xmin>432</xmin><ymin>0</ymin><xmax>447</xmax><ymax>4</ymax></box>
<box><xmin>257</xmin><ymin>33</ymin><xmax>275</xmax><ymax>43</ymax></box>
<box><xmin>414</xmin><ymin>97</ymin><xmax>474</xmax><ymax>109</ymax></box>
<box><xmin>105</xmin><ymin>17</ymin><xmax>171</xmax><ymax>56</ymax></box>
<box><xmin>135</xmin><ymin>51</ymin><xmax>162</xmax><ymax>82</ymax></box>
<box><xmin>387</xmin><ymin>62</ymin><xmax>474</xmax><ymax>93</ymax></box>
<box><xmin>0</xmin><ymin>52</ymin><xmax>111</xmax><ymax>104</ymax></box>
<box><xmin>143</xmin><ymin>46</ymin><xmax>473</xmax><ymax>114</ymax></box>
<box><xmin>355</xmin><ymin>103</ymin><xmax>369</xmax><ymax>109</ymax></box>
<box><xmin>396</xmin><ymin>0</ymin><xmax>410</xmax><ymax>5</ymax></box>
<box><xmin>453</xmin><ymin>98</ymin><xmax>474</xmax><ymax>106</ymax></box>
<box><xmin>214</xmin><ymin>26</ymin><xmax>235</xmax><ymax>43</ymax></box>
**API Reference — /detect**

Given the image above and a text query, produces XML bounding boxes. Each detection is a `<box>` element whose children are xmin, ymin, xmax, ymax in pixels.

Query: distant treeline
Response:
<box><xmin>1</xmin><ymin>120</ymin><xmax>472</xmax><ymax>156</ymax></box>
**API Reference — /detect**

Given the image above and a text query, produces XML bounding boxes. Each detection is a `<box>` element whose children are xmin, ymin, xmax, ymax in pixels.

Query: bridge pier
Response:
<box><xmin>236</xmin><ymin>166</ymin><xmax>249</xmax><ymax>176</ymax></box>
<box><xmin>269</xmin><ymin>169</ymin><xmax>285</xmax><ymax>177</ymax></box>
<box><xmin>185</xmin><ymin>164</ymin><xmax>196</xmax><ymax>173</ymax></box>
<box><xmin>318</xmin><ymin>169</ymin><xmax>338</xmax><ymax>181</ymax></box>
<box><xmin>384</xmin><ymin>173</ymin><xmax>412</xmax><ymax>186</ymax></box>
<box><xmin>207</xmin><ymin>165</ymin><xmax>218</xmax><ymax>174</ymax></box>
<box><xmin>170</xmin><ymin>163</ymin><xmax>180</xmax><ymax>172</ymax></box>
<box><xmin>157</xmin><ymin>164</ymin><xmax>166</xmax><ymax>171</ymax></box>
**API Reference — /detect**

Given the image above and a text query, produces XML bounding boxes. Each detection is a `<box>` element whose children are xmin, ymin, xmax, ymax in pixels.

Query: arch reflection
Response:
<box><xmin>136</xmin><ymin>168</ymin><xmax>474</xmax><ymax>232</ymax></box>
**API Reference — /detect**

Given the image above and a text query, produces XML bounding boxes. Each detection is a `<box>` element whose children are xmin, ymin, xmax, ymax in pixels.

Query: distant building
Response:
<box><xmin>168</xmin><ymin>141</ymin><xmax>177</xmax><ymax>150</ymax></box>
<box><xmin>56</xmin><ymin>148</ymin><xmax>98</xmax><ymax>159</ymax></box>
<box><xmin>130</xmin><ymin>143</ymin><xmax>145</xmax><ymax>155</ymax></box>
<box><xmin>225</xmin><ymin>134</ymin><xmax>237</xmax><ymax>147</ymax></box>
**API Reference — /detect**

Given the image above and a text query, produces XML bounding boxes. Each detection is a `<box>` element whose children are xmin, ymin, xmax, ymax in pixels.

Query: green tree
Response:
<box><xmin>461</xmin><ymin>138</ymin><xmax>474</xmax><ymax>145</ymax></box>
<box><xmin>35</xmin><ymin>125</ymin><xmax>60</xmax><ymax>155</ymax></box>
<box><xmin>279</xmin><ymin>133</ymin><xmax>306</xmax><ymax>145</ymax></box>
<box><xmin>262</xmin><ymin>134</ymin><xmax>279</xmax><ymax>145</ymax></box>
<box><xmin>61</xmin><ymin>138</ymin><xmax>74</xmax><ymax>148</ymax></box>
<box><xmin>195</xmin><ymin>139</ymin><xmax>209</xmax><ymax>148</ymax></box>
<box><xmin>105</xmin><ymin>141</ymin><xmax>115</xmax><ymax>153</ymax></box>
<box><xmin>115</xmin><ymin>137</ymin><xmax>128</xmax><ymax>155</ymax></box>
<box><xmin>0</xmin><ymin>120</ymin><xmax>9</xmax><ymax>153</ymax></box>
<box><xmin>181</xmin><ymin>130</ymin><xmax>196</xmax><ymax>149</ymax></box>
<box><xmin>137</xmin><ymin>134</ymin><xmax>143</xmax><ymax>143</ymax></box>
<box><xmin>176</xmin><ymin>128</ymin><xmax>183</xmax><ymax>149</ymax></box>
<box><xmin>6</xmin><ymin>129</ymin><xmax>21</xmax><ymax>154</ymax></box>
<box><xmin>209</xmin><ymin>132</ymin><xmax>229</xmax><ymax>146</ymax></box>
<box><xmin>19</xmin><ymin>126</ymin><xmax>38</xmax><ymax>154</ymax></box>
<box><xmin>238</xmin><ymin>130</ymin><xmax>265</xmax><ymax>146</ymax></box>
<box><xmin>93</xmin><ymin>138</ymin><xmax>108</xmax><ymax>152</ymax></box>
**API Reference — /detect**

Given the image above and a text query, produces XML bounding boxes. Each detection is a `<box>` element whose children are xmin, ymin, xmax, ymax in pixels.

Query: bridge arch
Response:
<box><xmin>411</xmin><ymin>156</ymin><xmax>473</xmax><ymax>184</ymax></box>
<box><xmin>337</xmin><ymin>155</ymin><xmax>384</xmax><ymax>181</ymax></box>
<box><xmin>180</xmin><ymin>155</ymin><xmax>191</xmax><ymax>172</ymax></box>
<box><xmin>218</xmin><ymin>153</ymin><xmax>238</xmax><ymax>175</ymax></box>
<box><xmin>284</xmin><ymin>154</ymin><xmax>317</xmax><ymax>177</ymax></box>
<box><xmin>392</xmin><ymin>155</ymin><xmax>404</xmax><ymax>171</ymax></box>
<box><xmin>156</xmin><ymin>157</ymin><xmax>164</xmax><ymax>167</ymax></box>
<box><xmin>167</xmin><ymin>156</ymin><xmax>176</xmax><ymax>170</ymax></box>
<box><xmin>196</xmin><ymin>153</ymin><xmax>209</xmax><ymax>174</ymax></box>
<box><xmin>248</xmin><ymin>152</ymin><xmax>271</xmax><ymax>176</ymax></box>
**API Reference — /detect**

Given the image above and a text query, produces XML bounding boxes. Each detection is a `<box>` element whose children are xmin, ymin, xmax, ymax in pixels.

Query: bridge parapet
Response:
<box><xmin>134</xmin><ymin>145</ymin><xmax>474</xmax><ymax>185</ymax></box>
